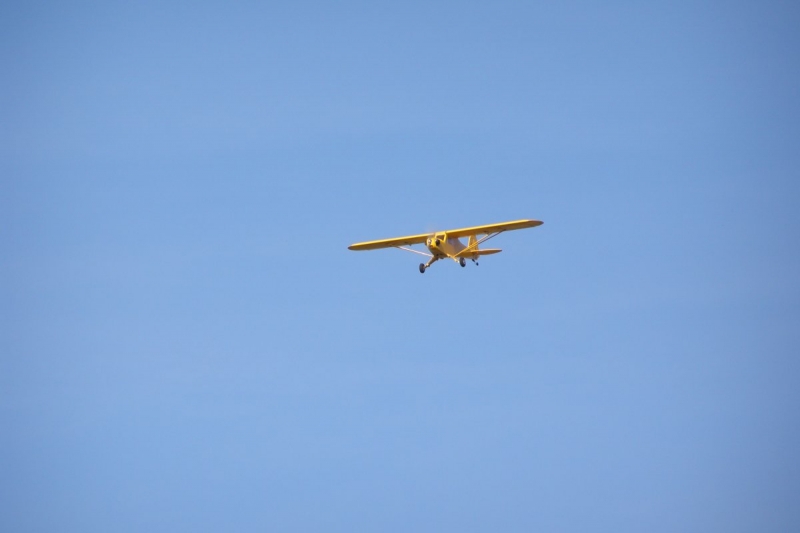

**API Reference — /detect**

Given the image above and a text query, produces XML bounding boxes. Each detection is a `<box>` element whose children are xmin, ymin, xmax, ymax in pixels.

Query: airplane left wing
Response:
<box><xmin>348</xmin><ymin>232</ymin><xmax>430</xmax><ymax>251</ymax></box>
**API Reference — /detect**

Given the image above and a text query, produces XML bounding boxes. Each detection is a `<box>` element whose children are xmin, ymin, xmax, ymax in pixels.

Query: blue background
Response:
<box><xmin>2</xmin><ymin>1</ymin><xmax>799</xmax><ymax>531</ymax></box>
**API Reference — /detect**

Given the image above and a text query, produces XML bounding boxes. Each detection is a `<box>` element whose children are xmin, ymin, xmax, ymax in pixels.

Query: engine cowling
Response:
<box><xmin>426</xmin><ymin>233</ymin><xmax>447</xmax><ymax>252</ymax></box>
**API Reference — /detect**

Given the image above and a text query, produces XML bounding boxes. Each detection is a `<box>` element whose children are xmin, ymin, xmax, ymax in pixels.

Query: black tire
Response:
<box><xmin>459</xmin><ymin>258</ymin><xmax>466</xmax><ymax>267</ymax></box>
<box><xmin>419</xmin><ymin>263</ymin><xmax>426</xmax><ymax>274</ymax></box>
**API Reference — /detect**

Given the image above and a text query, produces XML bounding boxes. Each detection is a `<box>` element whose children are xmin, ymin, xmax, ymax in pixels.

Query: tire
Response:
<box><xmin>419</xmin><ymin>263</ymin><xmax>426</xmax><ymax>274</ymax></box>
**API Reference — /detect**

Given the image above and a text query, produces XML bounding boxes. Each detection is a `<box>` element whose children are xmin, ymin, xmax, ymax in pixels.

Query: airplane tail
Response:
<box><xmin>464</xmin><ymin>235</ymin><xmax>501</xmax><ymax>258</ymax></box>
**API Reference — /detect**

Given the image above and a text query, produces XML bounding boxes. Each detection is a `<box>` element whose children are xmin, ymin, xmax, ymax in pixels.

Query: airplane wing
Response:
<box><xmin>445</xmin><ymin>219</ymin><xmax>543</xmax><ymax>238</ymax></box>
<box><xmin>348</xmin><ymin>232</ymin><xmax>430</xmax><ymax>251</ymax></box>
<box><xmin>348</xmin><ymin>219</ymin><xmax>542</xmax><ymax>251</ymax></box>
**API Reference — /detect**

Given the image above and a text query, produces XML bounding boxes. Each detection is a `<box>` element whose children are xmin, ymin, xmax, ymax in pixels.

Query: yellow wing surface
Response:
<box><xmin>444</xmin><ymin>219</ymin><xmax>542</xmax><ymax>238</ymax></box>
<box><xmin>347</xmin><ymin>232</ymin><xmax>430</xmax><ymax>251</ymax></box>
<box><xmin>348</xmin><ymin>219</ymin><xmax>542</xmax><ymax>251</ymax></box>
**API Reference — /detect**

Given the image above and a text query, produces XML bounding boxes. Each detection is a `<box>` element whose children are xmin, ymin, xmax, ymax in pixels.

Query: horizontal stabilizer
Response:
<box><xmin>464</xmin><ymin>248</ymin><xmax>501</xmax><ymax>257</ymax></box>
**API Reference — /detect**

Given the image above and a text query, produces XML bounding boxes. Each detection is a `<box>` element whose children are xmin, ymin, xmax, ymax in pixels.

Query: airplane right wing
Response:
<box><xmin>445</xmin><ymin>219</ymin><xmax>542</xmax><ymax>239</ymax></box>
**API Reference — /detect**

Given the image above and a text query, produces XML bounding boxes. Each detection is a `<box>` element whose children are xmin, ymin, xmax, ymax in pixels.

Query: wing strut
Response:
<box><xmin>395</xmin><ymin>246</ymin><xmax>433</xmax><ymax>258</ymax></box>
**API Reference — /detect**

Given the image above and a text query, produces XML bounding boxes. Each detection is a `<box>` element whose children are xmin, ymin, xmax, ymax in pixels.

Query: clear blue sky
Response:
<box><xmin>2</xmin><ymin>1</ymin><xmax>799</xmax><ymax>531</ymax></box>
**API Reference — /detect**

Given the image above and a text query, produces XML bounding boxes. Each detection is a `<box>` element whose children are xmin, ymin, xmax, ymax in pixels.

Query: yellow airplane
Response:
<box><xmin>348</xmin><ymin>219</ymin><xmax>543</xmax><ymax>273</ymax></box>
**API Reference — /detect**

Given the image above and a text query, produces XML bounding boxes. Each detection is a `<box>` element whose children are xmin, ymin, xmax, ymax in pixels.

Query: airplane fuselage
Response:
<box><xmin>426</xmin><ymin>233</ymin><xmax>466</xmax><ymax>261</ymax></box>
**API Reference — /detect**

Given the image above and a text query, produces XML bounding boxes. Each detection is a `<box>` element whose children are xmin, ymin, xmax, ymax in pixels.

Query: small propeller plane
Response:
<box><xmin>348</xmin><ymin>219</ymin><xmax>543</xmax><ymax>273</ymax></box>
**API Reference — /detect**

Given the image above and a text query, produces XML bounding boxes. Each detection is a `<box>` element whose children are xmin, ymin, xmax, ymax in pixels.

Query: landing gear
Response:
<box><xmin>459</xmin><ymin>257</ymin><xmax>466</xmax><ymax>267</ymax></box>
<box><xmin>420</xmin><ymin>256</ymin><xmax>439</xmax><ymax>273</ymax></box>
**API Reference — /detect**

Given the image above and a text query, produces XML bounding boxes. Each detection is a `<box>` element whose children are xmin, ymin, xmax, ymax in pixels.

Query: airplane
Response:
<box><xmin>348</xmin><ymin>219</ymin><xmax>543</xmax><ymax>273</ymax></box>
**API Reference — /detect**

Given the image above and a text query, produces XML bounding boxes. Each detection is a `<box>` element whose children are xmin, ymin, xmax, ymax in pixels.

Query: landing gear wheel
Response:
<box><xmin>459</xmin><ymin>258</ymin><xmax>466</xmax><ymax>267</ymax></box>
<box><xmin>419</xmin><ymin>263</ymin><xmax>426</xmax><ymax>274</ymax></box>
